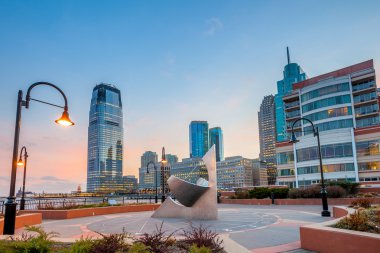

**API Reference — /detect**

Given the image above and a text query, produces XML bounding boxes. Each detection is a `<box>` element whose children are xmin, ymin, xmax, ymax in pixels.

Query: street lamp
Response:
<box><xmin>289</xmin><ymin>117</ymin><xmax>331</xmax><ymax>217</ymax></box>
<box><xmin>16</xmin><ymin>146</ymin><xmax>28</xmax><ymax>210</ymax></box>
<box><xmin>3</xmin><ymin>82</ymin><xmax>74</xmax><ymax>235</ymax></box>
<box><xmin>146</xmin><ymin>161</ymin><xmax>158</xmax><ymax>203</ymax></box>
<box><xmin>160</xmin><ymin>147</ymin><xmax>167</xmax><ymax>202</ymax></box>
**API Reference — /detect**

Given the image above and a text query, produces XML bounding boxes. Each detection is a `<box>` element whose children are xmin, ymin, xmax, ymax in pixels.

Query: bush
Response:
<box><xmin>69</xmin><ymin>237</ymin><xmax>93</xmax><ymax>253</ymax></box>
<box><xmin>326</xmin><ymin>185</ymin><xmax>346</xmax><ymax>198</ymax></box>
<box><xmin>248</xmin><ymin>188</ymin><xmax>270</xmax><ymax>199</ymax></box>
<box><xmin>334</xmin><ymin>210</ymin><xmax>369</xmax><ymax>232</ymax></box>
<box><xmin>270</xmin><ymin>188</ymin><xmax>289</xmax><ymax>199</ymax></box>
<box><xmin>351</xmin><ymin>198</ymin><xmax>373</xmax><ymax>208</ymax></box>
<box><xmin>189</xmin><ymin>244</ymin><xmax>212</xmax><ymax>253</ymax></box>
<box><xmin>137</xmin><ymin>222</ymin><xmax>175</xmax><ymax>253</ymax></box>
<box><xmin>326</xmin><ymin>181</ymin><xmax>360</xmax><ymax>195</ymax></box>
<box><xmin>90</xmin><ymin>232</ymin><xmax>129</xmax><ymax>253</ymax></box>
<box><xmin>128</xmin><ymin>242</ymin><xmax>151</xmax><ymax>253</ymax></box>
<box><xmin>181</xmin><ymin>223</ymin><xmax>223</xmax><ymax>253</ymax></box>
<box><xmin>288</xmin><ymin>185</ymin><xmax>346</xmax><ymax>199</ymax></box>
<box><xmin>234</xmin><ymin>189</ymin><xmax>249</xmax><ymax>199</ymax></box>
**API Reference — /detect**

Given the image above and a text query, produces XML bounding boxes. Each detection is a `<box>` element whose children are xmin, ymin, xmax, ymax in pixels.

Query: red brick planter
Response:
<box><xmin>19</xmin><ymin>204</ymin><xmax>160</xmax><ymax>219</ymax></box>
<box><xmin>0</xmin><ymin>213</ymin><xmax>42</xmax><ymax>235</ymax></box>
<box><xmin>300</xmin><ymin>206</ymin><xmax>380</xmax><ymax>253</ymax></box>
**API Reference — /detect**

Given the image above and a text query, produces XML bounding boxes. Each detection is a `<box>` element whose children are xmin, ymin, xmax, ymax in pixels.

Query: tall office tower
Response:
<box><xmin>87</xmin><ymin>83</ymin><xmax>124</xmax><ymax>193</ymax></box>
<box><xmin>141</xmin><ymin>151</ymin><xmax>158</xmax><ymax>168</ymax></box>
<box><xmin>209</xmin><ymin>127</ymin><xmax>224</xmax><ymax>162</ymax></box>
<box><xmin>189</xmin><ymin>121</ymin><xmax>209</xmax><ymax>158</ymax></box>
<box><xmin>276</xmin><ymin>60</ymin><xmax>380</xmax><ymax>188</ymax></box>
<box><xmin>275</xmin><ymin>47</ymin><xmax>307</xmax><ymax>142</ymax></box>
<box><xmin>258</xmin><ymin>95</ymin><xmax>277</xmax><ymax>184</ymax></box>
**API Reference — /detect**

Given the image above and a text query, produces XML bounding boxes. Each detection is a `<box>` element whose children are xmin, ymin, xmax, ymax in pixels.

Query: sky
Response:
<box><xmin>0</xmin><ymin>0</ymin><xmax>380</xmax><ymax>195</ymax></box>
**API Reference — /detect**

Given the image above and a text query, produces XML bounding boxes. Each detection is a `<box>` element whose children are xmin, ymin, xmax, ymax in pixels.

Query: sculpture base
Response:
<box><xmin>152</xmin><ymin>196</ymin><xmax>217</xmax><ymax>220</ymax></box>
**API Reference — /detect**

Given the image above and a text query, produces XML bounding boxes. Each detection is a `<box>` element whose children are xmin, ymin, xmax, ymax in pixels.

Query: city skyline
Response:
<box><xmin>1</xmin><ymin>0</ymin><xmax>380</xmax><ymax>195</ymax></box>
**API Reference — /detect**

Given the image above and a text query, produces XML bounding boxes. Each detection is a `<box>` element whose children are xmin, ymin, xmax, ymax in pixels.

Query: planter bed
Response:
<box><xmin>18</xmin><ymin>204</ymin><xmax>160</xmax><ymax>219</ymax></box>
<box><xmin>0</xmin><ymin>213</ymin><xmax>42</xmax><ymax>235</ymax></box>
<box><xmin>300</xmin><ymin>206</ymin><xmax>380</xmax><ymax>253</ymax></box>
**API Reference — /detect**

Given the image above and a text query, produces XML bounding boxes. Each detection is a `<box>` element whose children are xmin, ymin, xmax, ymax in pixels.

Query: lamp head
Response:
<box><xmin>289</xmin><ymin>132</ymin><xmax>300</xmax><ymax>144</ymax></box>
<box><xmin>55</xmin><ymin>110</ymin><xmax>75</xmax><ymax>126</ymax></box>
<box><xmin>161</xmin><ymin>147</ymin><xmax>167</xmax><ymax>163</ymax></box>
<box><xmin>17</xmin><ymin>158</ymin><xmax>24</xmax><ymax>167</ymax></box>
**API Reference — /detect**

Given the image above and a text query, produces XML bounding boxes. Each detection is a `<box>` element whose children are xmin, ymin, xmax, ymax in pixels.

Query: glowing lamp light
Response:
<box><xmin>17</xmin><ymin>159</ymin><xmax>24</xmax><ymax>167</ymax></box>
<box><xmin>55</xmin><ymin>110</ymin><xmax>75</xmax><ymax>126</ymax></box>
<box><xmin>161</xmin><ymin>159</ymin><xmax>168</xmax><ymax>164</ymax></box>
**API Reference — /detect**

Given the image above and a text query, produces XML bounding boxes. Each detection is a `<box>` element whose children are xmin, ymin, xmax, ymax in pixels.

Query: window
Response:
<box><xmin>304</xmin><ymin>107</ymin><xmax>352</xmax><ymax>122</ymax></box>
<box><xmin>304</xmin><ymin>119</ymin><xmax>353</xmax><ymax>134</ymax></box>
<box><xmin>301</xmin><ymin>83</ymin><xmax>350</xmax><ymax>102</ymax></box>
<box><xmin>356</xmin><ymin>139</ymin><xmax>380</xmax><ymax>156</ymax></box>
<box><xmin>297</xmin><ymin>163</ymin><xmax>354</xmax><ymax>175</ymax></box>
<box><xmin>277</xmin><ymin>151</ymin><xmax>294</xmax><ymax>164</ymax></box>
<box><xmin>296</xmin><ymin>143</ymin><xmax>353</xmax><ymax>162</ymax></box>
<box><xmin>302</xmin><ymin>95</ymin><xmax>351</xmax><ymax>113</ymax></box>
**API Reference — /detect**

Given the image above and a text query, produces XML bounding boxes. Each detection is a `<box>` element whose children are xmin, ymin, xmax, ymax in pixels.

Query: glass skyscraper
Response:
<box><xmin>275</xmin><ymin>48</ymin><xmax>307</xmax><ymax>142</ymax></box>
<box><xmin>87</xmin><ymin>83</ymin><xmax>124</xmax><ymax>193</ymax></box>
<box><xmin>209</xmin><ymin>127</ymin><xmax>224</xmax><ymax>162</ymax></box>
<box><xmin>189</xmin><ymin>121</ymin><xmax>209</xmax><ymax>158</ymax></box>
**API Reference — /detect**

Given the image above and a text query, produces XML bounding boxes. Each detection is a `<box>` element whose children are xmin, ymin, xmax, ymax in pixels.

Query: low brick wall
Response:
<box><xmin>332</xmin><ymin>206</ymin><xmax>349</xmax><ymax>218</ymax></box>
<box><xmin>220</xmin><ymin>197</ymin><xmax>380</xmax><ymax>205</ymax></box>
<box><xmin>220</xmin><ymin>198</ymin><xmax>272</xmax><ymax>205</ymax></box>
<box><xmin>300</xmin><ymin>206</ymin><xmax>380</xmax><ymax>253</ymax></box>
<box><xmin>19</xmin><ymin>204</ymin><xmax>160</xmax><ymax>220</ymax></box>
<box><xmin>0</xmin><ymin>213</ymin><xmax>42</xmax><ymax>235</ymax></box>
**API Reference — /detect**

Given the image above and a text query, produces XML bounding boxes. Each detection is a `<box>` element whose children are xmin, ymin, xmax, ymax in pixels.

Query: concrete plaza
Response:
<box><xmin>14</xmin><ymin>204</ymin><xmax>330</xmax><ymax>252</ymax></box>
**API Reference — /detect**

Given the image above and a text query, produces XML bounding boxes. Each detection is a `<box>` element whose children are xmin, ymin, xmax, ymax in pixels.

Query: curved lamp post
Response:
<box><xmin>160</xmin><ymin>147</ymin><xmax>167</xmax><ymax>203</ymax></box>
<box><xmin>146</xmin><ymin>161</ymin><xmax>158</xmax><ymax>203</ymax></box>
<box><xmin>3</xmin><ymin>82</ymin><xmax>74</xmax><ymax>235</ymax></box>
<box><xmin>289</xmin><ymin>117</ymin><xmax>331</xmax><ymax>217</ymax></box>
<box><xmin>16</xmin><ymin>146</ymin><xmax>28</xmax><ymax>210</ymax></box>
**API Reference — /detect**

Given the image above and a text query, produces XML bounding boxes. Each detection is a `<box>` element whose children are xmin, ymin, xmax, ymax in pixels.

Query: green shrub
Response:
<box><xmin>90</xmin><ymin>232</ymin><xmax>129</xmax><ymax>253</ymax></box>
<box><xmin>288</xmin><ymin>185</ymin><xmax>320</xmax><ymax>198</ymax></box>
<box><xmin>69</xmin><ymin>237</ymin><xmax>93</xmax><ymax>253</ymax></box>
<box><xmin>10</xmin><ymin>226</ymin><xmax>59</xmax><ymax>253</ymax></box>
<box><xmin>189</xmin><ymin>244</ymin><xmax>212</xmax><ymax>253</ymax></box>
<box><xmin>248</xmin><ymin>188</ymin><xmax>270</xmax><ymax>199</ymax></box>
<box><xmin>234</xmin><ymin>189</ymin><xmax>249</xmax><ymax>199</ymax></box>
<box><xmin>181</xmin><ymin>223</ymin><xmax>223</xmax><ymax>253</ymax></box>
<box><xmin>137</xmin><ymin>222</ymin><xmax>175</xmax><ymax>253</ymax></box>
<box><xmin>270</xmin><ymin>188</ymin><xmax>289</xmax><ymax>199</ymax></box>
<box><xmin>128</xmin><ymin>242</ymin><xmax>151</xmax><ymax>253</ymax></box>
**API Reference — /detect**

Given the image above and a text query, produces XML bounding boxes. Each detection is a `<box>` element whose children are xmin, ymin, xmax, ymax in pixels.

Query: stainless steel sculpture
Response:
<box><xmin>152</xmin><ymin>145</ymin><xmax>217</xmax><ymax>220</ymax></box>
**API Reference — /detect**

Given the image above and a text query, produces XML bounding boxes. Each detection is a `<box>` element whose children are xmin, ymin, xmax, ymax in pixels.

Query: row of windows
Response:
<box><xmin>356</xmin><ymin>116</ymin><xmax>380</xmax><ymax>128</ymax></box>
<box><xmin>277</xmin><ymin>151</ymin><xmax>295</xmax><ymax>164</ymax></box>
<box><xmin>302</xmin><ymin>95</ymin><xmax>351</xmax><ymax>113</ymax></box>
<box><xmin>286</xmin><ymin>109</ymin><xmax>300</xmax><ymax>118</ymax></box>
<box><xmin>355</xmin><ymin>103</ymin><xmax>379</xmax><ymax>116</ymax></box>
<box><xmin>353</xmin><ymin>91</ymin><xmax>377</xmax><ymax>103</ymax></box>
<box><xmin>296</xmin><ymin>142</ymin><xmax>353</xmax><ymax>162</ymax></box>
<box><xmin>358</xmin><ymin>162</ymin><xmax>380</xmax><ymax>171</ymax></box>
<box><xmin>301</xmin><ymin>82</ymin><xmax>349</xmax><ymax>102</ymax></box>
<box><xmin>356</xmin><ymin>139</ymin><xmax>380</xmax><ymax>156</ymax></box>
<box><xmin>297</xmin><ymin>163</ymin><xmax>355</xmax><ymax>175</ymax></box>
<box><xmin>352</xmin><ymin>80</ymin><xmax>375</xmax><ymax>92</ymax></box>
<box><xmin>304</xmin><ymin>119</ymin><xmax>353</xmax><ymax>134</ymax></box>
<box><xmin>285</xmin><ymin>100</ymin><xmax>300</xmax><ymax>108</ymax></box>
<box><xmin>304</xmin><ymin>106</ymin><xmax>352</xmax><ymax>122</ymax></box>
<box><xmin>278</xmin><ymin>169</ymin><xmax>294</xmax><ymax>176</ymax></box>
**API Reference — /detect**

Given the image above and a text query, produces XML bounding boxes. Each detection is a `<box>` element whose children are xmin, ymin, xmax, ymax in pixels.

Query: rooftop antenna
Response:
<box><xmin>287</xmin><ymin>46</ymin><xmax>290</xmax><ymax>64</ymax></box>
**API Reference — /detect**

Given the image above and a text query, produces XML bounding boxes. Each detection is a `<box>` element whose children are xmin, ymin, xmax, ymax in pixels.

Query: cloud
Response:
<box><xmin>204</xmin><ymin>17</ymin><xmax>223</xmax><ymax>36</ymax></box>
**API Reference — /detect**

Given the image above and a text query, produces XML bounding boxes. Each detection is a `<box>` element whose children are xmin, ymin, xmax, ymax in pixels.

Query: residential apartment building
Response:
<box><xmin>276</xmin><ymin>60</ymin><xmax>380</xmax><ymax>187</ymax></box>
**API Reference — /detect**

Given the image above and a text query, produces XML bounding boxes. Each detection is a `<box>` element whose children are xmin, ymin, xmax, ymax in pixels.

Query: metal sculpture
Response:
<box><xmin>152</xmin><ymin>145</ymin><xmax>217</xmax><ymax>220</ymax></box>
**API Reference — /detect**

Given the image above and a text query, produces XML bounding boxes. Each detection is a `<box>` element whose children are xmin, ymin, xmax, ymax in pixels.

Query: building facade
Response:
<box><xmin>189</xmin><ymin>121</ymin><xmax>209</xmax><ymax>158</ymax></box>
<box><xmin>123</xmin><ymin>175</ymin><xmax>138</xmax><ymax>193</ymax></box>
<box><xmin>209</xmin><ymin>127</ymin><xmax>224</xmax><ymax>162</ymax></box>
<box><xmin>216</xmin><ymin>156</ymin><xmax>254</xmax><ymax>190</ymax></box>
<box><xmin>170</xmin><ymin>157</ymin><xmax>208</xmax><ymax>184</ymax></box>
<box><xmin>87</xmin><ymin>83</ymin><xmax>124</xmax><ymax>193</ymax></box>
<box><xmin>275</xmin><ymin>48</ymin><xmax>307</xmax><ymax>142</ymax></box>
<box><xmin>258</xmin><ymin>95</ymin><xmax>277</xmax><ymax>184</ymax></box>
<box><xmin>141</xmin><ymin>151</ymin><xmax>158</xmax><ymax>168</ymax></box>
<box><xmin>165</xmin><ymin>154</ymin><xmax>179</xmax><ymax>165</ymax></box>
<box><xmin>276</xmin><ymin>60</ymin><xmax>380</xmax><ymax>187</ymax></box>
<box><xmin>252</xmin><ymin>159</ymin><xmax>269</xmax><ymax>186</ymax></box>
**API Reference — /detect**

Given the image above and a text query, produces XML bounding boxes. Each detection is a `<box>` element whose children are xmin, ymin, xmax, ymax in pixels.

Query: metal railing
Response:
<box><xmin>0</xmin><ymin>196</ymin><xmax>157</xmax><ymax>214</ymax></box>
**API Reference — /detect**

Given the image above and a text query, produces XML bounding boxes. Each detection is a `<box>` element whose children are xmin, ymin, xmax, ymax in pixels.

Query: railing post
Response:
<box><xmin>122</xmin><ymin>196</ymin><xmax>125</xmax><ymax>205</ymax></box>
<box><xmin>62</xmin><ymin>199</ymin><xmax>65</xmax><ymax>208</ymax></box>
<box><xmin>149</xmin><ymin>196</ymin><xmax>151</xmax><ymax>204</ymax></box>
<box><xmin>84</xmin><ymin>198</ymin><xmax>87</xmax><ymax>205</ymax></box>
<box><xmin>137</xmin><ymin>196</ymin><xmax>139</xmax><ymax>204</ymax></box>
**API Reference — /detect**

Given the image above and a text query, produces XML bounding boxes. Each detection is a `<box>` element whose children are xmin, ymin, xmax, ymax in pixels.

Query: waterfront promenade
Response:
<box><xmin>13</xmin><ymin>204</ymin><xmax>329</xmax><ymax>252</ymax></box>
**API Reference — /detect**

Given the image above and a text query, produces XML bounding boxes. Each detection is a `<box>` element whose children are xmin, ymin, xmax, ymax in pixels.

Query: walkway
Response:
<box><xmin>14</xmin><ymin>204</ymin><xmax>330</xmax><ymax>252</ymax></box>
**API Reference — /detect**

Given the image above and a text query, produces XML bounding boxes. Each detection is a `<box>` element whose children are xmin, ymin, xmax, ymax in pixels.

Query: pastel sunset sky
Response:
<box><xmin>1</xmin><ymin>0</ymin><xmax>380</xmax><ymax>195</ymax></box>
